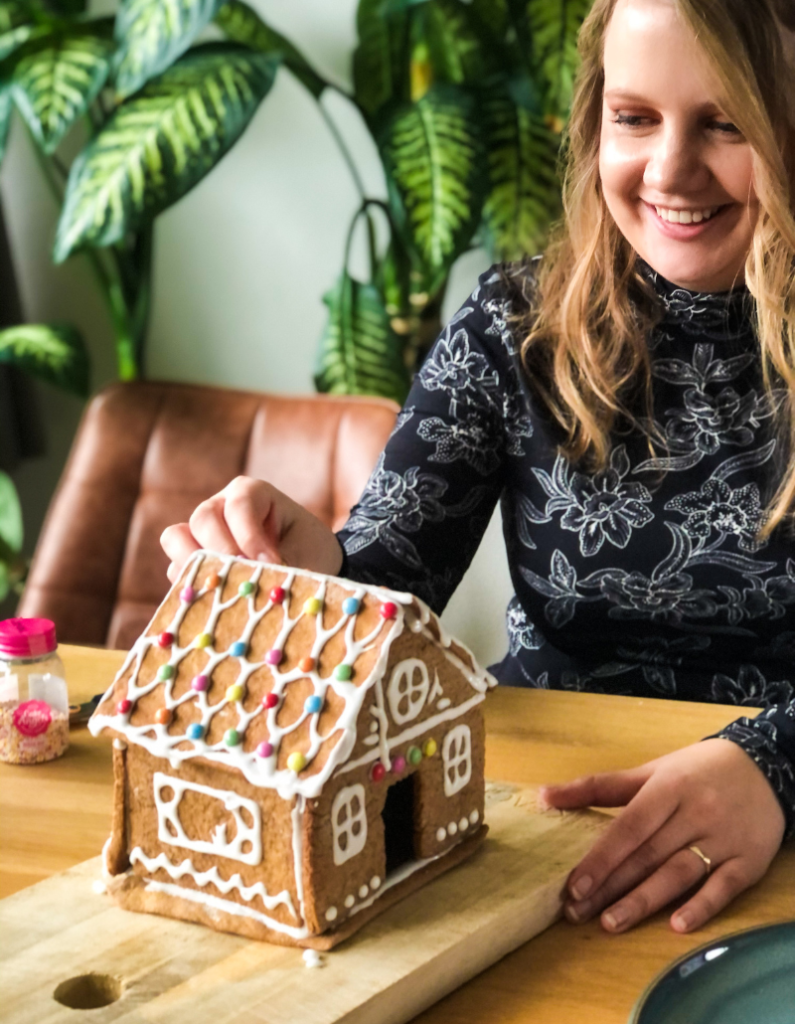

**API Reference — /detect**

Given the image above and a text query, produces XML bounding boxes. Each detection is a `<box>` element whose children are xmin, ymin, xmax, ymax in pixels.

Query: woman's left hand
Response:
<box><xmin>539</xmin><ymin>738</ymin><xmax>786</xmax><ymax>935</ymax></box>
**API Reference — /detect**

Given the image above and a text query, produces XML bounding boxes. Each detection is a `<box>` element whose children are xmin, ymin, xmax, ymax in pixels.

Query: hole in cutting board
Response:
<box><xmin>53</xmin><ymin>973</ymin><xmax>123</xmax><ymax>1009</ymax></box>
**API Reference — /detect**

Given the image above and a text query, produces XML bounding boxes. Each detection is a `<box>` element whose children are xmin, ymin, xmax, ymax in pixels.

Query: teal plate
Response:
<box><xmin>629</xmin><ymin>922</ymin><xmax>795</xmax><ymax>1024</ymax></box>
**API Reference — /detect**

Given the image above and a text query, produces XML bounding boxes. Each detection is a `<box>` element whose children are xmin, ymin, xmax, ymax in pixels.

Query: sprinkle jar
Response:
<box><xmin>0</xmin><ymin>618</ymin><xmax>69</xmax><ymax>765</ymax></box>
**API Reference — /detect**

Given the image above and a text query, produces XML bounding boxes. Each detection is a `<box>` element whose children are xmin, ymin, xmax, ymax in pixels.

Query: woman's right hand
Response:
<box><xmin>160</xmin><ymin>476</ymin><xmax>344</xmax><ymax>583</ymax></box>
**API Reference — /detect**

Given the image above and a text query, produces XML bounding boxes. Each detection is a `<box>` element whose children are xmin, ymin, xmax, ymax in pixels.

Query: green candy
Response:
<box><xmin>239</xmin><ymin>581</ymin><xmax>255</xmax><ymax>597</ymax></box>
<box><xmin>157</xmin><ymin>664</ymin><xmax>174</xmax><ymax>681</ymax></box>
<box><xmin>224</xmin><ymin>728</ymin><xmax>241</xmax><ymax>747</ymax></box>
<box><xmin>408</xmin><ymin>746</ymin><xmax>422</xmax><ymax>765</ymax></box>
<box><xmin>334</xmin><ymin>664</ymin><xmax>352</xmax><ymax>681</ymax></box>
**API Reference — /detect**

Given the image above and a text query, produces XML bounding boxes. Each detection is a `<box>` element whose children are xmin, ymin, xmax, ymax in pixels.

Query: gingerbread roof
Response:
<box><xmin>89</xmin><ymin>551</ymin><xmax>496</xmax><ymax>799</ymax></box>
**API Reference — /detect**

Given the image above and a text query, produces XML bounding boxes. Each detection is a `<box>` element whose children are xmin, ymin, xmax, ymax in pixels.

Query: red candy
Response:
<box><xmin>371</xmin><ymin>762</ymin><xmax>386</xmax><ymax>783</ymax></box>
<box><xmin>158</xmin><ymin>631</ymin><xmax>174</xmax><ymax>648</ymax></box>
<box><xmin>270</xmin><ymin>586</ymin><xmax>286</xmax><ymax>604</ymax></box>
<box><xmin>380</xmin><ymin>602</ymin><xmax>397</xmax><ymax>620</ymax></box>
<box><xmin>117</xmin><ymin>699</ymin><xmax>132</xmax><ymax>715</ymax></box>
<box><xmin>262</xmin><ymin>692</ymin><xmax>279</xmax><ymax>709</ymax></box>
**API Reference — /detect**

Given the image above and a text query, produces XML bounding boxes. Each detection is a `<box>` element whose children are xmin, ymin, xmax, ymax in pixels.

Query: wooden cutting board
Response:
<box><xmin>0</xmin><ymin>783</ymin><xmax>609</xmax><ymax>1024</ymax></box>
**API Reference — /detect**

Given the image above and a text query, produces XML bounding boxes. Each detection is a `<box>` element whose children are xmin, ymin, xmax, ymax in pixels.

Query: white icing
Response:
<box><xmin>292</xmin><ymin>796</ymin><xmax>306</xmax><ymax>925</ymax></box>
<box><xmin>448</xmin><ymin>821</ymin><xmax>458</xmax><ymax>836</ymax></box>
<box><xmin>370</xmin><ymin>876</ymin><xmax>381</xmax><ymax>889</ymax></box>
<box><xmin>113</xmin><ymin>738</ymin><xmax>127</xmax><ymax>750</ymax></box>
<box><xmin>358</xmin><ymin>884</ymin><xmax>368</xmax><ymax>898</ymax></box>
<box><xmin>143</xmin><ymin>878</ymin><xmax>311</xmax><ymax>940</ymax></box>
<box><xmin>344</xmin><ymin>894</ymin><xmax>355</xmax><ymax>908</ymax></box>
<box><xmin>387</xmin><ymin>659</ymin><xmax>430</xmax><ymax>724</ymax></box>
<box><xmin>442</xmin><ymin>724</ymin><xmax>472</xmax><ymax>796</ymax></box>
<box><xmin>436</xmin><ymin>828</ymin><xmax>446</xmax><ymax>842</ymax></box>
<box><xmin>331</xmin><ymin>784</ymin><xmax>367</xmax><ymax>866</ymax></box>
<box><xmin>303</xmin><ymin>950</ymin><xmax>325</xmax><ymax>968</ymax></box>
<box><xmin>436</xmin><ymin>698</ymin><xmax>451</xmax><ymax>711</ymax></box>
<box><xmin>325</xmin><ymin>906</ymin><xmax>338</xmax><ymax>921</ymax></box>
<box><xmin>153</xmin><ymin>772</ymin><xmax>262</xmax><ymax>866</ymax></box>
<box><xmin>129</xmin><ymin>848</ymin><xmax>296</xmax><ymax>918</ymax></box>
<box><xmin>92</xmin><ymin>879</ymin><xmax>107</xmax><ymax>894</ymax></box>
<box><xmin>470</xmin><ymin>810</ymin><xmax>479</xmax><ymax>825</ymax></box>
<box><xmin>459</xmin><ymin>817</ymin><xmax>468</xmax><ymax>831</ymax></box>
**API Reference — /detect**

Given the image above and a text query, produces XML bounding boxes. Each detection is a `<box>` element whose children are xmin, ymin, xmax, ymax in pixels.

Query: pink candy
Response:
<box><xmin>266</xmin><ymin>649</ymin><xmax>282</xmax><ymax>665</ymax></box>
<box><xmin>191</xmin><ymin>675</ymin><xmax>208</xmax><ymax>692</ymax></box>
<box><xmin>256</xmin><ymin>741</ymin><xmax>274</xmax><ymax>758</ymax></box>
<box><xmin>392</xmin><ymin>755</ymin><xmax>406</xmax><ymax>774</ymax></box>
<box><xmin>180</xmin><ymin>586</ymin><xmax>194</xmax><ymax>603</ymax></box>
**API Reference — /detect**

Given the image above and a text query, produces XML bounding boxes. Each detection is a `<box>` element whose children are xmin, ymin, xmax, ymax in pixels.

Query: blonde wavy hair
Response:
<box><xmin>515</xmin><ymin>0</ymin><xmax>795</xmax><ymax>538</ymax></box>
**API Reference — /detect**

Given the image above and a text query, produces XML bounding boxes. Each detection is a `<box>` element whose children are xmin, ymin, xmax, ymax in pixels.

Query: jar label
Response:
<box><xmin>13</xmin><ymin>699</ymin><xmax>52</xmax><ymax>737</ymax></box>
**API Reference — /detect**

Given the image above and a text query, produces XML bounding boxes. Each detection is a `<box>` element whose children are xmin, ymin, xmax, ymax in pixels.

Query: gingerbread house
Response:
<box><xmin>89</xmin><ymin>551</ymin><xmax>497</xmax><ymax>948</ymax></box>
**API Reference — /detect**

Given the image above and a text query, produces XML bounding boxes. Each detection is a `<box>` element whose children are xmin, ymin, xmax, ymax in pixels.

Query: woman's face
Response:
<box><xmin>599</xmin><ymin>0</ymin><xmax>758</xmax><ymax>293</ymax></box>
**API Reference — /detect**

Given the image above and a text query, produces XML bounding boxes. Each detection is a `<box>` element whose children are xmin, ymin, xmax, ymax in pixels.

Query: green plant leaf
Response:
<box><xmin>315</xmin><ymin>271</ymin><xmax>410</xmax><ymax>403</ymax></box>
<box><xmin>479</xmin><ymin>77</ymin><xmax>560</xmax><ymax>260</ymax></box>
<box><xmin>377</xmin><ymin>84</ymin><xmax>486</xmax><ymax>285</ymax></box>
<box><xmin>0</xmin><ymin>322</ymin><xmax>89</xmax><ymax>395</ymax></box>
<box><xmin>0</xmin><ymin>86</ymin><xmax>11</xmax><ymax>164</ymax></box>
<box><xmin>53</xmin><ymin>43</ymin><xmax>279</xmax><ymax>262</ymax></box>
<box><xmin>113</xmin><ymin>0</ymin><xmax>226</xmax><ymax>98</ymax></box>
<box><xmin>353</xmin><ymin>0</ymin><xmax>410</xmax><ymax>118</ymax></box>
<box><xmin>0</xmin><ymin>470</ymin><xmax>23</xmax><ymax>556</ymax></box>
<box><xmin>215</xmin><ymin>0</ymin><xmax>326</xmax><ymax>99</ymax></box>
<box><xmin>420</xmin><ymin>0</ymin><xmax>488</xmax><ymax>88</ymax></box>
<box><xmin>527</xmin><ymin>0</ymin><xmax>591</xmax><ymax>125</ymax></box>
<box><xmin>0</xmin><ymin>1</ymin><xmax>40</xmax><ymax>62</ymax></box>
<box><xmin>8</xmin><ymin>24</ymin><xmax>114</xmax><ymax>153</ymax></box>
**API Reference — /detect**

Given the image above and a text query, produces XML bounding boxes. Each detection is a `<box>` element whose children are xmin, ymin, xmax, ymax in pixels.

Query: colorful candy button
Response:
<box><xmin>270</xmin><ymin>586</ymin><xmax>286</xmax><ymax>604</ymax></box>
<box><xmin>256</xmin><ymin>741</ymin><xmax>274</xmax><ymax>758</ymax></box>
<box><xmin>229</xmin><ymin>641</ymin><xmax>247</xmax><ymax>657</ymax></box>
<box><xmin>186</xmin><ymin>723</ymin><xmax>204</xmax><ymax>740</ymax></box>
<box><xmin>180</xmin><ymin>586</ymin><xmax>194</xmax><ymax>603</ymax></box>
<box><xmin>380</xmin><ymin>602</ymin><xmax>397</xmax><ymax>620</ymax></box>
<box><xmin>157</xmin><ymin>665</ymin><xmax>174</xmax><ymax>682</ymax></box>
<box><xmin>262</xmin><ymin>692</ymin><xmax>279</xmax><ymax>709</ymax></box>
<box><xmin>422</xmin><ymin>738</ymin><xmax>437</xmax><ymax>757</ymax></box>
<box><xmin>305</xmin><ymin>695</ymin><xmax>323</xmax><ymax>714</ymax></box>
<box><xmin>342</xmin><ymin>597</ymin><xmax>360</xmax><ymax>615</ymax></box>
<box><xmin>408</xmin><ymin>746</ymin><xmax>422</xmax><ymax>766</ymax></box>
<box><xmin>197</xmin><ymin>633</ymin><xmax>212</xmax><ymax>649</ymax></box>
<box><xmin>266</xmin><ymin>649</ymin><xmax>282</xmax><ymax>666</ymax></box>
<box><xmin>287</xmin><ymin>752</ymin><xmax>306</xmax><ymax>772</ymax></box>
<box><xmin>371</xmin><ymin>762</ymin><xmax>386</xmax><ymax>783</ymax></box>
<box><xmin>299</xmin><ymin>656</ymin><xmax>314</xmax><ymax>673</ymax></box>
<box><xmin>155</xmin><ymin>708</ymin><xmax>171</xmax><ymax>725</ymax></box>
<box><xmin>158</xmin><ymin>631</ymin><xmax>173</xmax><ymax>648</ymax></box>
<box><xmin>333</xmin><ymin>665</ymin><xmax>352</xmax><ymax>682</ymax></box>
<box><xmin>239</xmin><ymin>580</ymin><xmax>255</xmax><ymax>597</ymax></box>
<box><xmin>226</xmin><ymin>684</ymin><xmax>244</xmax><ymax>702</ymax></box>
<box><xmin>206</xmin><ymin>572</ymin><xmax>221</xmax><ymax>589</ymax></box>
<box><xmin>191</xmin><ymin>674</ymin><xmax>208</xmax><ymax>692</ymax></box>
<box><xmin>224</xmin><ymin>728</ymin><xmax>241</xmax><ymax>747</ymax></box>
<box><xmin>392</xmin><ymin>755</ymin><xmax>406</xmax><ymax>774</ymax></box>
<box><xmin>116</xmin><ymin>698</ymin><xmax>132</xmax><ymax>715</ymax></box>
<box><xmin>303</xmin><ymin>597</ymin><xmax>322</xmax><ymax>616</ymax></box>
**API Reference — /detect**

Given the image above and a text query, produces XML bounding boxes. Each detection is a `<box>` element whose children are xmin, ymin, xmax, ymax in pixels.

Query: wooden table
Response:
<box><xmin>1</xmin><ymin>644</ymin><xmax>792</xmax><ymax>1023</ymax></box>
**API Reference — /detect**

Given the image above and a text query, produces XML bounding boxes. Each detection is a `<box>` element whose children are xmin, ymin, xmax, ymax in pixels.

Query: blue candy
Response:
<box><xmin>305</xmin><ymin>695</ymin><xmax>323</xmax><ymax>714</ymax></box>
<box><xmin>342</xmin><ymin>597</ymin><xmax>360</xmax><ymax>615</ymax></box>
<box><xmin>229</xmin><ymin>640</ymin><xmax>247</xmax><ymax>658</ymax></box>
<box><xmin>187</xmin><ymin>723</ymin><xmax>204</xmax><ymax>740</ymax></box>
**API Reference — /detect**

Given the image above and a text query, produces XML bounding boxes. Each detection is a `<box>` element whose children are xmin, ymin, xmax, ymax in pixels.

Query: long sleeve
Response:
<box><xmin>336</xmin><ymin>268</ymin><xmax>529</xmax><ymax>613</ymax></box>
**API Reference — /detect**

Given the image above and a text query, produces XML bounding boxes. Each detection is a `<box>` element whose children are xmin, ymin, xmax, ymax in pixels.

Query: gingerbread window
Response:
<box><xmin>387</xmin><ymin>658</ymin><xmax>430</xmax><ymax>724</ymax></box>
<box><xmin>442</xmin><ymin>725</ymin><xmax>472</xmax><ymax>796</ymax></box>
<box><xmin>331</xmin><ymin>784</ymin><xmax>367</xmax><ymax>865</ymax></box>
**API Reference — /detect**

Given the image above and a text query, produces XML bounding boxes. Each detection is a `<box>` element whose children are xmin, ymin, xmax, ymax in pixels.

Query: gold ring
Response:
<box><xmin>687</xmin><ymin>845</ymin><xmax>712</xmax><ymax>876</ymax></box>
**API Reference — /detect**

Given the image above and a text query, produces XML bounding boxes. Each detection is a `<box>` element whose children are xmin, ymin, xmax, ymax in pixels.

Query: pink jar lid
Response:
<box><xmin>0</xmin><ymin>618</ymin><xmax>57</xmax><ymax>658</ymax></box>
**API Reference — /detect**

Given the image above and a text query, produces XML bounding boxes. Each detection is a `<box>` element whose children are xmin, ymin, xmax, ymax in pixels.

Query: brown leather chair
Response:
<box><xmin>18</xmin><ymin>382</ymin><xmax>398</xmax><ymax>649</ymax></box>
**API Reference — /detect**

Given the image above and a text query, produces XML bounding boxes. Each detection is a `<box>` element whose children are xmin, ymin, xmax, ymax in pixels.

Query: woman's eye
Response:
<box><xmin>612</xmin><ymin>114</ymin><xmax>648</xmax><ymax>128</ymax></box>
<box><xmin>710</xmin><ymin>120</ymin><xmax>741</xmax><ymax>134</ymax></box>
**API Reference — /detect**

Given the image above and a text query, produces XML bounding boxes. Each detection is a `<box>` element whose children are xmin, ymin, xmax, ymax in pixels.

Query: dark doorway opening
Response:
<box><xmin>381</xmin><ymin>775</ymin><xmax>415</xmax><ymax>875</ymax></box>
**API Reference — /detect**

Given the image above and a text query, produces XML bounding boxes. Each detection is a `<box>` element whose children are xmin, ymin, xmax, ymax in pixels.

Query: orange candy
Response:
<box><xmin>206</xmin><ymin>572</ymin><xmax>221</xmax><ymax>589</ymax></box>
<box><xmin>155</xmin><ymin>708</ymin><xmax>171</xmax><ymax>726</ymax></box>
<box><xmin>299</xmin><ymin>656</ymin><xmax>315</xmax><ymax>673</ymax></box>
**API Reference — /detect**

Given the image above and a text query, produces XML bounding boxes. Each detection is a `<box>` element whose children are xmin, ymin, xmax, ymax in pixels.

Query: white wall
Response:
<box><xmin>1</xmin><ymin>0</ymin><xmax>514</xmax><ymax>666</ymax></box>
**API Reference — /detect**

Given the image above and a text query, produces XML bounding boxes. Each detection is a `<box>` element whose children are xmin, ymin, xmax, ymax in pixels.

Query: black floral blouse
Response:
<box><xmin>336</xmin><ymin>259</ymin><xmax>795</xmax><ymax>838</ymax></box>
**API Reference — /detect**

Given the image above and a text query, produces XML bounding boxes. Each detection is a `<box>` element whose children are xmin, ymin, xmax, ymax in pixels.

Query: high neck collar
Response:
<box><xmin>636</xmin><ymin>257</ymin><xmax>753</xmax><ymax>339</ymax></box>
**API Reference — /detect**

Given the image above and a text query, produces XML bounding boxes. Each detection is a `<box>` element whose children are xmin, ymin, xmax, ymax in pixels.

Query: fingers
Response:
<box><xmin>540</xmin><ymin>765</ymin><xmax>654</xmax><ymax>811</ymax></box>
<box><xmin>671</xmin><ymin>857</ymin><xmax>757</xmax><ymax>933</ymax></box>
<box><xmin>562</xmin><ymin>774</ymin><xmax>678</xmax><ymax>902</ymax></box>
<box><xmin>161</xmin><ymin>524</ymin><xmax>201</xmax><ymax>583</ymax></box>
<box><xmin>587</xmin><ymin>846</ymin><xmax>712</xmax><ymax>934</ymax></box>
<box><xmin>221</xmin><ymin>478</ymin><xmax>284</xmax><ymax>564</ymax></box>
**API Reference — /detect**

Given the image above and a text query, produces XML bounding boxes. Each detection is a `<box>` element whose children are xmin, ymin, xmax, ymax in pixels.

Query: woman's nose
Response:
<box><xmin>643</xmin><ymin>128</ymin><xmax>712</xmax><ymax>196</ymax></box>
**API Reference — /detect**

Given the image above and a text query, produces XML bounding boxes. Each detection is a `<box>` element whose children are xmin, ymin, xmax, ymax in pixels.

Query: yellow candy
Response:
<box><xmin>226</xmin><ymin>684</ymin><xmax>244</xmax><ymax>702</ymax></box>
<box><xmin>197</xmin><ymin>633</ymin><xmax>212</xmax><ymax>649</ymax></box>
<box><xmin>422</xmin><ymin>738</ymin><xmax>437</xmax><ymax>758</ymax></box>
<box><xmin>287</xmin><ymin>752</ymin><xmax>307</xmax><ymax>773</ymax></box>
<box><xmin>303</xmin><ymin>597</ymin><xmax>322</xmax><ymax>616</ymax></box>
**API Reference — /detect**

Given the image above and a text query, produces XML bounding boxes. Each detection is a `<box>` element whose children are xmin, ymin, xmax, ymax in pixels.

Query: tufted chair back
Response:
<box><xmin>18</xmin><ymin>382</ymin><xmax>398</xmax><ymax>649</ymax></box>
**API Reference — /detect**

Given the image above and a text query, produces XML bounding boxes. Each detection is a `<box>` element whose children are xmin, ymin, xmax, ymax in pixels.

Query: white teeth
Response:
<box><xmin>653</xmin><ymin>205</ymin><xmax>719</xmax><ymax>224</ymax></box>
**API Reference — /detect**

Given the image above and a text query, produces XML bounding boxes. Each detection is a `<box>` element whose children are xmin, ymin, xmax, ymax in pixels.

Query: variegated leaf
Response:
<box><xmin>377</xmin><ymin>84</ymin><xmax>486</xmax><ymax>282</ymax></box>
<box><xmin>54</xmin><ymin>44</ymin><xmax>278</xmax><ymax>262</ymax></box>
<box><xmin>479</xmin><ymin>77</ymin><xmax>560</xmax><ymax>260</ymax></box>
<box><xmin>315</xmin><ymin>271</ymin><xmax>410</xmax><ymax>403</ymax></box>
<box><xmin>0</xmin><ymin>1</ymin><xmax>40</xmax><ymax>62</ymax></box>
<box><xmin>420</xmin><ymin>0</ymin><xmax>487</xmax><ymax>87</ymax></box>
<box><xmin>353</xmin><ymin>0</ymin><xmax>410</xmax><ymax>118</ymax></box>
<box><xmin>0</xmin><ymin>322</ymin><xmax>89</xmax><ymax>395</ymax></box>
<box><xmin>215</xmin><ymin>0</ymin><xmax>326</xmax><ymax>99</ymax></box>
<box><xmin>114</xmin><ymin>0</ymin><xmax>225</xmax><ymax>98</ymax></box>
<box><xmin>527</xmin><ymin>0</ymin><xmax>592</xmax><ymax>126</ymax></box>
<box><xmin>8</xmin><ymin>25</ymin><xmax>114</xmax><ymax>153</ymax></box>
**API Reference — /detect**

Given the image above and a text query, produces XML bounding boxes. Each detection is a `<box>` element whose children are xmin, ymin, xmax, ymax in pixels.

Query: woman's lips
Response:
<box><xmin>643</xmin><ymin>200</ymin><xmax>731</xmax><ymax>240</ymax></box>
